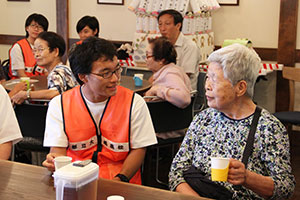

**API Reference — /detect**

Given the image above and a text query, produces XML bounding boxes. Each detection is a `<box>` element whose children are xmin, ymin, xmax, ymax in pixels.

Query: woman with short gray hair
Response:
<box><xmin>169</xmin><ymin>43</ymin><xmax>295</xmax><ymax>199</ymax></box>
<box><xmin>207</xmin><ymin>43</ymin><xmax>261</xmax><ymax>98</ymax></box>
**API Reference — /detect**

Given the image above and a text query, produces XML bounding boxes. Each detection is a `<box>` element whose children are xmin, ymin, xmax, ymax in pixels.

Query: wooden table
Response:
<box><xmin>120</xmin><ymin>75</ymin><xmax>151</xmax><ymax>94</ymax></box>
<box><xmin>0</xmin><ymin>160</ymin><xmax>209</xmax><ymax>200</ymax></box>
<box><xmin>3</xmin><ymin>75</ymin><xmax>48</xmax><ymax>91</ymax></box>
<box><xmin>3</xmin><ymin>75</ymin><xmax>151</xmax><ymax>94</ymax></box>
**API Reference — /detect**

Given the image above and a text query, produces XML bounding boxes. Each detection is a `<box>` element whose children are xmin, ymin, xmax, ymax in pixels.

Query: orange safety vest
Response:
<box><xmin>9</xmin><ymin>38</ymin><xmax>45</xmax><ymax>79</ymax></box>
<box><xmin>61</xmin><ymin>85</ymin><xmax>141</xmax><ymax>184</ymax></box>
<box><xmin>76</xmin><ymin>40</ymin><xmax>83</xmax><ymax>45</ymax></box>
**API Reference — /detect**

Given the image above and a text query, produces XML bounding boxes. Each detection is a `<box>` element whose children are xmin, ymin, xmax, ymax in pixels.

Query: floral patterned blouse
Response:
<box><xmin>169</xmin><ymin>107</ymin><xmax>295</xmax><ymax>199</ymax></box>
<box><xmin>47</xmin><ymin>63</ymin><xmax>78</xmax><ymax>94</ymax></box>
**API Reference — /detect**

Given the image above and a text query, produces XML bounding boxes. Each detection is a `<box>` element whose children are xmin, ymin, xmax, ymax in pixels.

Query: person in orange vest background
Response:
<box><xmin>9</xmin><ymin>13</ymin><xmax>49</xmax><ymax>79</ymax></box>
<box><xmin>69</xmin><ymin>16</ymin><xmax>100</xmax><ymax>54</ymax></box>
<box><xmin>42</xmin><ymin>37</ymin><xmax>157</xmax><ymax>184</ymax></box>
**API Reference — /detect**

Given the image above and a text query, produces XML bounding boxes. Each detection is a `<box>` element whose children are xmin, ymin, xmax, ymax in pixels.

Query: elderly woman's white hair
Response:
<box><xmin>207</xmin><ymin>43</ymin><xmax>261</xmax><ymax>98</ymax></box>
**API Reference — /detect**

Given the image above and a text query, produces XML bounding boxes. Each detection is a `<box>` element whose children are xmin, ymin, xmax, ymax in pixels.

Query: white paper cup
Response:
<box><xmin>20</xmin><ymin>77</ymin><xmax>30</xmax><ymax>90</ymax></box>
<box><xmin>107</xmin><ymin>195</ymin><xmax>125</xmax><ymax>200</ymax></box>
<box><xmin>54</xmin><ymin>156</ymin><xmax>72</xmax><ymax>171</ymax></box>
<box><xmin>211</xmin><ymin>157</ymin><xmax>230</xmax><ymax>182</ymax></box>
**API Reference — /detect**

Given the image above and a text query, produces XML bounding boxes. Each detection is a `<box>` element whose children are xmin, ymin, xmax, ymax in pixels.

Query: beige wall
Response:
<box><xmin>69</xmin><ymin>0</ymin><xmax>136</xmax><ymax>41</ymax></box>
<box><xmin>213</xmin><ymin>0</ymin><xmax>280</xmax><ymax>48</ymax></box>
<box><xmin>0</xmin><ymin>0</ymin><xmax>56</xmax><ymax>61</ymax></box>
<box><xmin>0</xmin><ymin>0</ymin><xmax>299</xmax><ymax>61</ymax></box>
<box><xmin>0</xmin><ymin>0</ymin><xmax>56</xmax><ymax>35</ymax></box>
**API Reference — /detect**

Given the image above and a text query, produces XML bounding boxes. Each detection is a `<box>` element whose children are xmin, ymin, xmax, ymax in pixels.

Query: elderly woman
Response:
<box><xmin>11</xmin><ymin>32</ymin><xmax>78</xmax><ymax>104</ymax></box>
<box><xmin>144</xmin><ymin>37</ymin><xmax>191</xmax><ymax>108</ymax></box>
<box><xmin>169</xmin><ymin>44</ymin><xmax>295</xmax><ymax>199</ymax></box>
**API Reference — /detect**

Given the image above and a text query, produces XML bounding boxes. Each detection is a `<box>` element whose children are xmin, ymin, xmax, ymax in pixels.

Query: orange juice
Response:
<box><xmin>211</xmin><ymin>165</ymin><xmax>229</xmax><ymax>181</ymax></box>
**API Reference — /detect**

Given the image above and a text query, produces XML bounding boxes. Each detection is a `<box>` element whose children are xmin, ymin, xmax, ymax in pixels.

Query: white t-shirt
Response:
<box><xmin>10</xmin><ymin>43</ymin><xmax>34</xmax><ymax>76</ymax></box>
<box><xmin>44</xmin><ymin>89</ymin><xmax>157</xmax><ymax>149</ymax></box>
<box><xmin>0</xmin><ymin>85</ymin><xmax>23</xmax><ymax>145</ymax></box>
<box><xmin>175</xmin><ymin>32</ymin><xmax>200</xmax><ymax>91</ymax></box>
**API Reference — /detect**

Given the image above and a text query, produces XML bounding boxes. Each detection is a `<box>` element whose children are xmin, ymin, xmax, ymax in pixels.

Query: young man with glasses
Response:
<box><xmin>9</xmin><ymin>13</ymin><xmax>49</xmax><ymax>78</ymax></box>
<box><xmin>43</xmin><ymin>37</ymin><xmax>157</xmax><ymax>184</ymax></box>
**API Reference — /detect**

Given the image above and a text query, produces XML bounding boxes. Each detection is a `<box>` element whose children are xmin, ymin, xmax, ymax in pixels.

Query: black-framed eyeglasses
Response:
<box><xmin>30</xmin><ymin>24</ymin><xmax>44</xmax><ymax>30</ymax></box>
<box><xmin>90</xmin><ymin>66</ymin><xmax>123</xmax><ymax>79</ymax></box>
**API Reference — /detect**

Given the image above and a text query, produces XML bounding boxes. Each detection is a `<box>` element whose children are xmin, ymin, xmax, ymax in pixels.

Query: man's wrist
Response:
<box><xmin>115</xmin><ymin>173</ymin><xmax>129</xmax><ymax>182</ymax></box>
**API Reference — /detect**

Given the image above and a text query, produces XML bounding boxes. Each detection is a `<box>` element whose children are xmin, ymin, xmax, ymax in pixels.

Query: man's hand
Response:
<box><xmin>42</xmin><ymin>147</ymin><xmax>67</xmax><ymax>172</ymax></box>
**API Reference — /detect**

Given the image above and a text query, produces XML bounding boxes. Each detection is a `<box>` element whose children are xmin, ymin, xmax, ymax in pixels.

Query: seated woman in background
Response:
<box><xmin>169</xmin><ymin>44</ymin><xmax>295</xmax><ymax>199</ymax></box>
<box><xmin>69</xmin><ymin>15</ymin><xmax>100</xmax><ymax>54</ymax></box>
<box><xmin>144</xmin><ymin>37</ymin><xmax>191</xmax><ymax>109</ymax></box>
<box><xmin>11</xmin><ymin>32</ymin><xmax>78</xmax><ymax>104</ymax></box>
<box><xmin>9</xmin><ymin>13</ymin><xmax>49</xmax><ymax>78</ymax></box>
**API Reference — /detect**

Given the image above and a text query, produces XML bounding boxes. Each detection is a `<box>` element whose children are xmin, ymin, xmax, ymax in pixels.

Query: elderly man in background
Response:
<box><xmin>157</xmin><ymin>9</ymin><xmax>200</xmax><ymax>91</ymax></box>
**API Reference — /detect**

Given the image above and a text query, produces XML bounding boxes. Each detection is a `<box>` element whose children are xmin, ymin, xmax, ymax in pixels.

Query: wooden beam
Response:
<box><xmin>0</xmin><ymin>34</ymin><xmax>23</xmax><ymax>45</ymax></box>
<box><xmin>56</xmin><ymin>0</ymin><xmax>69</xmax><ymax>63</ymax></box>
<box><xmin>215</xmin><ymin>46</ymin><xmax>278</xmax><ymax>61</ymax></box>
<box><xmin>276</xmin><ymin>0</ymin><xmax>298</xmax><ymax>112</ymax></box>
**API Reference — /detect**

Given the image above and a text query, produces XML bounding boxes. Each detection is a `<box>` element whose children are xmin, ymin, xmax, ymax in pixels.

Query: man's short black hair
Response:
<box><xmin>25</xmin><ymin>13</ymin><xmax>49</xmax><ymax>37</ymax></box>
<box><xmin>76</xmin><ymin>16</ymin><xmax>100</xmax><ymax>37</ymax></box>
<box><xmin>157</xmin><ymin>9</ymin><xmax>183</xmax><ymax>31</ymax></box>
<box><xmin>37</xmin><ymin>32</ymin><xmax>66</xmax><ymax>57</ymax></box>
<box><xmin>69</xmin><ymin>37</ymin><xmax>117</xmax><ymax>85</ymax></box>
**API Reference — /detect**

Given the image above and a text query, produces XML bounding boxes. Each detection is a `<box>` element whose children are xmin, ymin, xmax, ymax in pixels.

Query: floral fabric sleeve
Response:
<box><xmin>168</xmin><ymin>114</ymin><xmax>200</xmax><ymax>191</ymax></box>
<box><xmin>48</xmin><ymin>65</ymin><xmax>78</xmax><ymax>94</ymax></box>
<box><xmin>48</xmin><ymin>70</ymin><xmax>64</xmax><ymax>93</ymax></box>
<box><xmin>258</xmin><ymin>112</ymin><xmax>295</xmax><ymax>199</ymax></box>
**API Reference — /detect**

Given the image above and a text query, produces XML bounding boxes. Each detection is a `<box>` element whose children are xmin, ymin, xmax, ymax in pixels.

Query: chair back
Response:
<box><xmin>282</xmin><ymin>67</ymin><xmax>300</xmax><ymax>111</ymax></box>
<box><xmin>146</xmin><ymin>96</ymin><xmax>195</xmax><ymax>133</ymax></box>
<box><xmin>14</xmin><ymin>103</ymin><xmax>48</xmax><ymax>139</ymax></box>
<box><xmin>0</xmin><ymin>59</ymin><xmax>10</xmax><ymax>81</ymax></box>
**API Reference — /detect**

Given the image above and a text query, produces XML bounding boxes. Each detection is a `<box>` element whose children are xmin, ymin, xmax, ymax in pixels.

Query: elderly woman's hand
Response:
<box><xmin>8</xmin><ymin>82</ymin><xmax>27</xmax><ymax>97</ymax></box>
<box><xmin>11</xmin><ymin>90</ymin><xmax>27</xmax><ymax>105</ymax></box>
<box><xmin>227</xmin><ymin>158</ymin><xmax>248</xmax><ymax>185</ymax></box>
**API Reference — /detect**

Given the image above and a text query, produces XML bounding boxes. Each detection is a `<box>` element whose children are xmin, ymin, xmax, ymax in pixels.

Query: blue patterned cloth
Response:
<box><xmin>169</xmin><ymin>107</ymin><xmax>295</xmax><ymax>199</ymax></box>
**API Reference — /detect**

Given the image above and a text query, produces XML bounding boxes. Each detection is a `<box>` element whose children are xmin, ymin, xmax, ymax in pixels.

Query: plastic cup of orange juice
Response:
<box><xmin>211</xmin><ymin>157</ymin><xmax>230</xmax><ymax>182</ymax></box>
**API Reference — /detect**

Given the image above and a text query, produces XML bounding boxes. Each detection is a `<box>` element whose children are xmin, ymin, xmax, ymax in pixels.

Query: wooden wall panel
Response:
<box><xmin>0</xmin><ymin>34</ymin><xmax>23</xmax><ymax>45</ymax></box>
<box><xmin>56</xmin><ymin>0</ymin><xmax>69</xmax><ymax>63</ymax></box>
<box><xmin>276</xmin><ymin>0</ymin><xmax>298</xmax><ymax>112</ymax></box>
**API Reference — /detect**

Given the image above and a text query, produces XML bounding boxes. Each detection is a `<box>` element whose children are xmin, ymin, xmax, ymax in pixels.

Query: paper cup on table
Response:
<box><xmin>211</xmin><ymin>157</ymin><xmax>230</xmax><ymax>182</ymax></box>
<box><xmin>133</xmin><ymin>74</ymin><xmax>143</xmax><ymax>87</ymax></box>
<box><xmin>54</xmin><ymin>156</ymin><xmax>72</xmax><ymax>171</ymax></box>
<box><xmin>20</xmin><ymin>77</ymin><xmax>30</xmax><ymax>90</ymax></box>
<box><xmin>107</xmin><ymin>195</ymin><xmax>125</xmax><ymax>200</ymax></box>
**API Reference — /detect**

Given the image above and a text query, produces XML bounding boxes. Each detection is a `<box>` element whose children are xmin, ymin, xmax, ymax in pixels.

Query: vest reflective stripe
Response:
<box><xmin>62</xmin><ymin>85</ymin><xmax>141</xmax><ymax>184</ymax></box>
<box><xmin>101</xmin><ymin>135</ymin><xmax>130</xmax><ymax>153</ymax></box>
<box><xmin>9</xmin><ymin>39</ymin><xmax>45</xmax><ymax>78</ymax></box>
<box><xmin>68</xmin><ymin>135</ymin><xmax>129</xmax><ymax>153</ymax></box>
<box><xmin>69</xmin><ymin>135</ymin><xmax>98</xmax><ymax>151</ymax></box>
